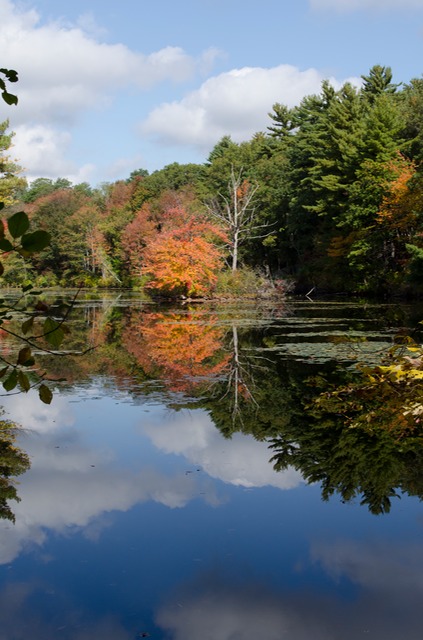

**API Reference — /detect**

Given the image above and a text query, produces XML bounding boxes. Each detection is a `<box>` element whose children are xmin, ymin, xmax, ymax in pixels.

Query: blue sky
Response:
<box><xmin>0</xmin><ymin>0</ymin><xmax>422</xmax><ymax>186</ymax></box>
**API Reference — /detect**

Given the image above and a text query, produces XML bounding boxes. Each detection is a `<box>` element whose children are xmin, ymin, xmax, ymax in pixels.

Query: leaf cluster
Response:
<box><xmin>0</xmin><ymin>68</ymin><xmax>18</xmax><ymax>106</ymax></box>
<box><xmin>312</xmin><ymin>336</ymin><xmax>423</xmax><ymax>439</ymax></box>
<box><xmin>0</xmin><ymin>210</ymin><xmax>73</xmax><ymax>403</ymax></box>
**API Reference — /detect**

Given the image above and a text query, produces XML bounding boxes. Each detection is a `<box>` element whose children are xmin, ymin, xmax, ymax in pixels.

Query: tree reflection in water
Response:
<box><xmin>0</xmin><ymin>420</ymin><xmax>30</xmax><ymax>522</ymax></box>
<box><xmin>122</xmin><ymin>306</ymin><xmax>423</xmax><ymax>515</ymax></box>
<box><xmin>6</xmin><ymin>297</ymin><xmax>423</xmax><ymax>516</ymax></box>
<box><xmin>122</xmin><ymin>310</ymin><xmax>230</xmax><ymax>394</ymax></box>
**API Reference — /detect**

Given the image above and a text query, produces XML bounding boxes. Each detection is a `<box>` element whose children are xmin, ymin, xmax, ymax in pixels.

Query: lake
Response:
<box><xmin>0</xmin><ymin>293</ymin><xmax>422</xmax><ymax>639</ymax></box>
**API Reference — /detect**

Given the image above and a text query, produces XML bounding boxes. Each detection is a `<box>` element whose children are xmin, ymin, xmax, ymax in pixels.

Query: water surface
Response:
<box><xmin>0</xmin><ymin>295</ymin><xmax>422</xmax><ymax>639</ymax></box>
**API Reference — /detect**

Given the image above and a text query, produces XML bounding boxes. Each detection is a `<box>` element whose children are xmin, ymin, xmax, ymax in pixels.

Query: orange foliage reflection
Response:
<box><xmin>122</xmin><ymin>310</ymin><xmax>230</xmax><ymax>393</ymax></box>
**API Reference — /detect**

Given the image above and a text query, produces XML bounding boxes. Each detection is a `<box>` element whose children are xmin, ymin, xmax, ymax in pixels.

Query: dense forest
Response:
<box><xmin>1</xmin><ymin>64</ymin><xmax>423</xmax><ymax>297</ymax></box>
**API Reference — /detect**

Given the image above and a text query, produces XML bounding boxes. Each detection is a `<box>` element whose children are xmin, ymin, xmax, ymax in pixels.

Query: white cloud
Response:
<box><xmin>103</xmin><ymin>153</ymin><xmax>146</xmax><ymax>181</ymax></box>
<box><xmin>141</xmin><ymin>65</ymin><xmax>359</xmax><ymax>151</ymax></box>
<box><xmin>0</xmin><ymin>0</ymin><xmax>218</xmax><ymax>181</ymax></box>
<box><xmin>198</xmin><ymin>47</ymin><xmax>225</xmax><ymax>75</ymax></box>
<box><xmin>310</xmin><ymin>0</ymin><xmax>423</xmax><ymax>10</ymax></box>
<box><xmin>0</xmin><ymin>0</ymin><xmax>207</xmax><ymax>126</ymax></box>
<box><xmin>76</xmin><ymin>11</ymin><xmax>109</xmax><ymax>39</ymax></box>
<box><xmin>11</xmin><ymin>123</ymin><xmax>95</xmax><ymax>182</ymax></box>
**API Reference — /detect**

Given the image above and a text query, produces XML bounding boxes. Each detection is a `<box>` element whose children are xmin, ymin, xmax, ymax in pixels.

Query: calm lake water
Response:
<box><xmin>0</xmin><ymin>293</ymin><xmax>422</xmax><ymax>639</ymax></box>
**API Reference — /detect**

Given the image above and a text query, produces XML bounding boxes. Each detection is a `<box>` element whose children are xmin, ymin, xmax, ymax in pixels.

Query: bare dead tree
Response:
<box><xmin>206</xmin><ymin>166</ymin><xmax>273</xmax><ymax>272</ymax></box>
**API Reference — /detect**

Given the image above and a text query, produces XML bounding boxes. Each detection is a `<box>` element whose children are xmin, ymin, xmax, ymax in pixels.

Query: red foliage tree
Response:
<box><xmin>121</xmin><ymin>203</ymin><xmax>158</xmax><ymax>277</ymax></box>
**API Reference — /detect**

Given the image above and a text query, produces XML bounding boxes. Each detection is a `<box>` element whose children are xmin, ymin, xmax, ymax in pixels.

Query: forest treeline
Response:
<box><xmin>1</xmin><ymin>64</ymin><xmax>423</xmax><ymax>297</ymax></box>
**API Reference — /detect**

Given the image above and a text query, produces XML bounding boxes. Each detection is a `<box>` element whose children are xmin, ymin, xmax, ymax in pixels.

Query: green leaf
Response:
<box><xmin>0</xmin><ymin>238</ymin><xmax>13</xmax><ymax>252</ymax></box>
<box><xmin>2</xmin><ymin>91</ymin><xmax>18</xmax><ymax>106</ymax></box>
<box><xmin>0</xmin><ymin>366</ymin><xmax>9</xmax><ymax>379</ymax></box>
<box><xmin>3</xmin><ymin>369</ymin><xmax>18</xmax><ymax>391</ymax></box>
<box><xmin>22</xmin><ymin>283</ymin><xmax>33</xmax><ymax>292</ymax></box>
<box><xmin>39</xmin><ymin>384</ymin><xmax>53</xmax><ymax>405</ymax></box>
<box><xmin>7</xmin><ymin>211</ymin><xmax>29</xmax><ymax>238</ymax></box>
<box><xmin>20</xmin><ymin>230</ymin><xmax>51</xmax><ymax>254</ymax></box>
<box><xmin>21</xmin><ymin>316</ymin><xmax>34</xmax><ymax>335</ymax></box>
<box><xmin>17</xmin><ymin>346</ymin><xmax>32</xmax><ymax>365</ymax></box>
<box><xmin>17</xmin><ymin>370</ymin><xmax>31</xmax><ymax>392</ymax></box>
<box><xmin>43</xmin><ymin>317</ymin><xmax>65</xmax><ymax>348</ymax></box>
<box><xmin>0</xmin><ymin>261</ymin><xmax>3</xmax><ymax>277</ymax></box>
<box><xmin>5</xmin><ymin>70</ymin><xmax>17</xmax><ymax>83</ymax></box>
<box><xmin>0</xmin><ymin>68</ymin><xmax>19</xmax><ymax>82</ymax></box>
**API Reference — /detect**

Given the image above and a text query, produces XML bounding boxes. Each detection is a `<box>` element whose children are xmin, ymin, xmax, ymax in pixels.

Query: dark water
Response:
<box><xmin>0</xmin><ymin>295</ymin><xmax>422</xmax><ymax>639</ymax></box>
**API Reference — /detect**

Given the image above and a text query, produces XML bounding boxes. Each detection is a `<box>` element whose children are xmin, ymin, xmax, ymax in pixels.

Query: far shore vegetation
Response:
<box><xmin>1</xmin><ymin>65</ymin><xmax>423</xmax><ymax>300</ymax></box>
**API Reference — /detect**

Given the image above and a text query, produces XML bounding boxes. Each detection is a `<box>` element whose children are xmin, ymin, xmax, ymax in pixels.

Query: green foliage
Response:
<box><xmin>267</xmin><ymin>103</ymin><xmax>296</xmax><ymax>139</ymax></box>
<box><xmin>269</xmin><ymin>67</ymin><xmax>419</xmax><ymax>292</ymax></box>
<box><xmin>2</xmin><ymin>64</ymin><xmax>423</xmax><ymax>296</ymax></box>
<box><xmin>406</xmin><ymin>244</ymin><xmax>423</xmax><ymax>285</ymax></box>
<box><xmin>216</xmin><ymin>267</ymin><xmax>273</xmax><ymax>298</ymax></box>
<box><xmin>0</xmin><ymin>120</ymin><xmax>27</xmax><ymax>206</ymax></box>
<box><xmin>0</xmin><ymin>209</ymin><xmax>73</xmax><ymax>402</ymax></box>
<box><xmin>266</xmin><ymin>338</ymin><xmax>423</xmax><ymax>515</ymax></box>
<box><xmin>312</xmin><ymin>339</ymin><xmax>423</xmax><ymax>440</ymax></box>
<box><xmin>20</xmin><ymin>177</ymin><xmax>72</xmax><ymax>203</ymax></box>
<box><xmin>130</xmin><ymin>162</ymin><xmax>207</xmax><ymax>210</ymax></box>
<box><xmin>361</xmin><ymin>65</ymin><xmax>398</xmax><ymax>104</ymax></box>
<box><xmin>0</xmin><ymin>68</ymin><xmax>18</xmax><ymax>106</ymax></box>
<box><xmin>400</xmin><ymin>77</ymin><xmax>423</xmax><ymax>166</ymax></box>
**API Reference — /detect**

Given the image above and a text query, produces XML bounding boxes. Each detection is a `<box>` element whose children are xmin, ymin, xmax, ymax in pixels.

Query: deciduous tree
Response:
<box><xmin>207</xmin><ymin>167</ymin><xmax>270</xmax><ymax>272</ymax></box>
<box><xmin>0</xmin><ymin>120</ymin><xmax>26</xmax><ymax>206</ymax></box>
<box><xmin>143</xmin><ymin>208</ymin><xmax>227</xmax><ymax>297</ymax></box>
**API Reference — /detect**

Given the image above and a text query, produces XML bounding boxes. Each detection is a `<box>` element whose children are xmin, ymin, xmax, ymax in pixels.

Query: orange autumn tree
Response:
<box><xmin>376</xmin><ymin>154</ymin><xmax>423</xmax><ymax>271</ymax></box>
<box><xmin>143</xmin><ymin>206</ymin><xmax>227</xmax><ymax>297</ymax></box>
<box><xmin>377</xmin><ymin>154</ymin><xmax>420</xmax><ymax>233</ymax></box>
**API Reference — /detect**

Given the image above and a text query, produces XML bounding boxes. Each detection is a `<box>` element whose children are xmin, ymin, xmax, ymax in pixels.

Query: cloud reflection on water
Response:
<box><xmin>156</xmin><ymin>547</ymin><xmax>423</xmax><ymax>640</ymax></box>
<box><xmin>0</xmin><ymin>390</ymin><xmax>421</xmax><ymax>638</ymax></box>
<box><xmin>0</xmin><ymin>390</ymin><xmax>301</xmax><ymax>565</ymax></box>
<box><xmin>139</xmin><ymin>407</ymin><xmax>303</xmax><ymax>490</ymax></box>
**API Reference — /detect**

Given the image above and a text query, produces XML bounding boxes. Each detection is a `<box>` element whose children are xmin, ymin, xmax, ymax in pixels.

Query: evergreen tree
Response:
<box><xmin>267</xmin><ymin>103</ymin><xmax>296</xmax><ymax>139</ymax></box>
<box><xmin>361</xmin><ymin>64</ymin><xmax>398</xmax><ymax>105</ymax></box>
